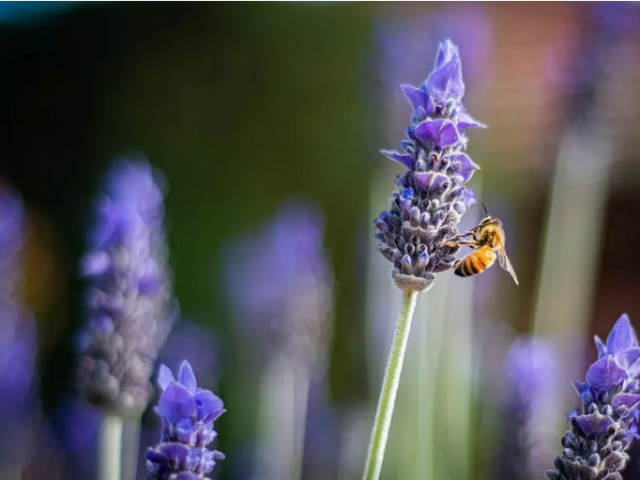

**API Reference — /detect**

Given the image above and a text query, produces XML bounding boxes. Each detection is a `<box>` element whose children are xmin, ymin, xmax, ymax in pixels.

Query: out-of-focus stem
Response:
<box><xmin>532</xmin><ymin>126</ymin><xmax>612</xmax><ymax>339</ymax></box>
<box><xmin>531</xmin><ymin>125</ymin><xmax>613</xmax><ymax>467</ymax></box>
<box><xmin>121</xmin><ymin>419</ymin><xmax>141</xmax><ymax>480</ymax></box>
<box><xmin>256</xmin><ymin>352</ymin><xmax>311</xmax><ymax>480</ymax></box>
<box><xmin>362</xmin><ymin>289</ymin><xmax>420</xmax><ymax>480</ymax></box>
<box><xmin>98</xmin><ymin>412</ymin><xmax>123</xmax><ymax>480</ymax></box>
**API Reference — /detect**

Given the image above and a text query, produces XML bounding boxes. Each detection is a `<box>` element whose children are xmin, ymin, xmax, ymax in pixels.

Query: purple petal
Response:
<box><xmin>194</xmin><ymin>390</ymin><xmax>225</xmax><ymax>422</ymax></box>
<box><xmin>178</xmin><ymin>360</ymin><xmax>197</xmax><ymax>394</ymax></box>
<box><xmin>594</xmin><ymin>335</ymin><xmax>607</xmax><ymax>359</ymax></box>
<box><xmin>586</xmin><ymin>356</ymin><xmax>627</xmax><ymax>391</ymax></box>
<box><xmin>157</xmin><ymin>364</ymin><xmax>174</xmax><ymax>390</ymax></box>
<box><xmin>158</xmin><ymin>383</ymin><xmax>196</xmax><ymax>423</ymax></box>
<box><xmin>457</xmin><ymin>111</ymin><xmax>486</xmax><ymax>130</ymax></box>
<box><xmin>175</xmin><ymin>417</ymin><xmax>197</xmax><ymax>444</ymax></box>
<box><xmin>611</xmin><ymin>393</ymin><xmax>640</xmax><ymax>410</ymax></box>
<box><xmin>401</xmin><ymin>84</ymin><xmax>433</xmax><ymax>115</ymax></box>
<box><xmin>438</xmin><ymin>121</ymin><xmax>461</xmax><ymax>148</ymax></box>
<box><xmin>415</xmin><ymin>119</ymin><xmax>443</xmax><ymax>144</ymax></box>
<box><xmin>615</xmin><ymin>347</ymin><xmax>640</xmax><ymax>377</ymax></box>
<box><xmin>574</xmin><ymin>411</ymin><xmax>614</xmax><ymax>436</ymax></box>
<box><xmin>400</xmin><ymin>187</ymin><xmax>413</xmax><ymax>201</ymax></box>
<box><xmin>414</xmin><ymin>172</ymin><xmax>449</xmax><ymax>194</ymax></box>
<box><xmin>426</xmin><ymin>58</ymin><xmax>465</xmax><ymax>100</ymax></box>
<box><xmin>450</xmin><ymin>153</ymin><xmax>479</xmax><ymax>182</ymax></box>
<box><xmin>606</xmin><ymin>314</ymin><xmax>638</xmax><ymax>353</ymax></box>
<box><xmin>433</xmin><ymin>39</ymin><xmax>458</xmax><ymax>69</ymax></box>
<box><xmin>380</xmin><ymin>150</ymin><xmax>413</xmax><ymax>169</ymax></box>
<box><xmin>415</xmin><ymin>119</ymin><xmax>461</xmax><ymax>149</ymax></box>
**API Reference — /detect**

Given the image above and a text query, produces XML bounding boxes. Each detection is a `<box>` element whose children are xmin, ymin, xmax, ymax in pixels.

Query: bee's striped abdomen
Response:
<box><xmin>454</xmin><ymin>247</ymin><xmax>496</xmax><ymax>277</ymax></box>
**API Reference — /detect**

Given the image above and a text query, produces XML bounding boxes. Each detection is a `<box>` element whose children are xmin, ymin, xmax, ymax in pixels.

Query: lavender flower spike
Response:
<box><xmin>547</xmin><ymin>314</ymin><xmax>640</xmax><ymax>480</ymax></box>
<box><xmin>0</xmin><ymin>186</ymin><xmax>38</xmax><ymax>465</ymax></box>
<box><xmin>374</xmin><ymin>39</ymin><xmax>483</xmax><ymax>291</ymax></box>
<box><xmin>146</xmin><ymin>360</ymin><xmax>225</xmax><ymax>480</ymax></box>
<box><xmin>78</xmin><ymin>158</ymin><xmax>175</xmax><ymax>416</ymax></box>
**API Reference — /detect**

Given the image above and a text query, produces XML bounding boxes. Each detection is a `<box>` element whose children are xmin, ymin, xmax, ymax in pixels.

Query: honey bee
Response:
<box><xmin>444</xmin><ymin>208</ymin><xmax>519</xmax><ymax>285</ymax></box>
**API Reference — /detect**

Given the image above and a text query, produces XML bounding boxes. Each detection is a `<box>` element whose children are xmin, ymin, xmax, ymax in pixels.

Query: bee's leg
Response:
<box><xmin>444</xmin><ymin>231</ymin><xmax>474</xmax><ymax>245</ymax></box>
<box><xmin>442</xmin><ymin>239</ymin><xmax>477</xmax><ymax>248</ymax></box>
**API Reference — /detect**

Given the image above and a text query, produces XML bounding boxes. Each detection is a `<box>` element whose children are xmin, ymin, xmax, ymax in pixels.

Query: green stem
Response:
<box><xmin>98</xmin><ymin>412</ymin><xmax>123</xmax><ymax>480</ymax></box>
<box><xmin>363</xmin><ymin>289</ymin><xmax>419</xmax><ymax>480</ymax></box>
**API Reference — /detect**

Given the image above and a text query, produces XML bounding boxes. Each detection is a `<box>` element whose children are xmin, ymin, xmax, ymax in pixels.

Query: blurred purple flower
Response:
<box><xmin>499</xmin><ymin>336</ymin><xmax>556</xmax><ymax>480</ymax></box>
<box><xmin>555</xmin><ymin>2</ymin><xmax>640</xmax><ymax>124</ymax></box>
<box><xmin>374</xmin><ymin>40</ymin><xmax>483</xmax><ymax>291</ymax></box>
<box><xmin>548</xmin><ymin>314</ymin><xmax>640</xmax><ymax>480</ymax></box>
<box><xmin>227</xmin><ymin>201</ymin><xmax>333</xmax><ymax>372</ymax></box>
<box><xmin>52</xmin><ymin>397</ymin><xmax>100</xmax><ymax>479</ymax></box>
<box><xmin>146</xmin><ymin>361</ymin><xmax>225</xmax><ymax>479</ymax></box>
<box><xmin>0</xmin><ymin>186</ymin><xmax>39</xmax><ymax>461</ymax></box>
<box><xmin>77</xmin><ymin>158</ymin><xmax>176</xmax><ymax>416</ymax></box>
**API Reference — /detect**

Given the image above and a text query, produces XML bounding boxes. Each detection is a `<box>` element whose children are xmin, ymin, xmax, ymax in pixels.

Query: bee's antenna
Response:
<box><xmin>481</xmin><ymin>202</ymin><xmax>489</xmax><ymax>216</ymax></box>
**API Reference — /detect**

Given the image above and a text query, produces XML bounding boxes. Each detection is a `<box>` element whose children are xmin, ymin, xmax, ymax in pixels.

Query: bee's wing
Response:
<box><xmin>497</xmin><ymin>248</ymin><xmax>519</xmax><ymax>285</ymax></box>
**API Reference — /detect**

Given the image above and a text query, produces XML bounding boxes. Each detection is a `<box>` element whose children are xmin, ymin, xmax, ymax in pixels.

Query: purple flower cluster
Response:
<box><xmin>374</xmin><ymin>39</ymin><xmax>483</xmax><ymax>291</ymax></box>
<box><xmin>227</xmin><ymin>201</ymin><xmax>333</xmax><ymax>371</ymax></box>
<box><xmin>0</xmin><ymin>186</ymin><xmax>38</xmax><ymax>458</ymax></box>
<box><xmin>78</xmin><ymin>158</ymin><xmax>175</xmax><ymax>416</ymax></box>
<box><xmin>146</xmin><ymin>361</ymin><xmax>225</xmax><ymax>480</ymax></box>
<box><xmin>548</xmin><ymin>314</ymin><xmax>640</xmax><ymax>480</ymax></box>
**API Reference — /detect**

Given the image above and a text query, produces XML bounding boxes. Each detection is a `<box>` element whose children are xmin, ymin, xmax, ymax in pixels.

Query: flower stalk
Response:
<box><xmin>367</xmin><ymin>38</ymin><xmax>482</xmax><ymax>480</ymax></box>
<box><xmin>98</xmin><ymin>413</ymin><xmax>124</xmax><ymax>480</ymax></box>
<box><xmin>363</xmin><ymin>289</ymin><xmax>420</xmax><ymax>480</ymax></box>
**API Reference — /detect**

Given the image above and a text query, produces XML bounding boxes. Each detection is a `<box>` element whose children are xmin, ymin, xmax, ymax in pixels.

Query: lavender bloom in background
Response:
<box><xmin>0</xmin><ymin>186</ymin><xmax>39</xmax><ymax>468</ymax></box>
<box><xmin>227</xmin><ymin>200</ymin><xmax>334</xmax><ymax>480</ymax></box>
<box><xmin>146</xmin><ymin>361</ymin><xmax>225</xmax><ymax>480</ymax></box>
<box><xmin>548</xmin><ymin>314</ymin><xmax>640</xmax><ymax>480</ymax></box>
<box><xmin>499</xmin><ymin>336</ymin><xmax>556</xmax><ymax>480</ymax></box>
<box><xmin>78</xmin><ymin>158</ymin><xmax>175</xmax><ymax>416</ymax></box>
<box><xmin>374</xmin><ymin>39</ymin><xmax>483</xmax><ymax>291</ymax></box>
<box><xmin>227</xmin><ymin>201</ymin><xmax>333</xmax><ymax>372</ymax></box>
<box><xmin>52</xmin><ymin>397</ymin><xmax>101</xmax><ymax>479</ymax></box>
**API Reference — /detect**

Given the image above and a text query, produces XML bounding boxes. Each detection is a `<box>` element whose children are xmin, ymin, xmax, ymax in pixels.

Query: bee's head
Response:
<box><xmin>479</xmin><ymin>215</ymin><xmax>501</xmax><ymax>226</ymax></box>
<box><xmin>478</xmin><ymin>203</ymin><xmax>502</xmax><ymax>227</ymax></box>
